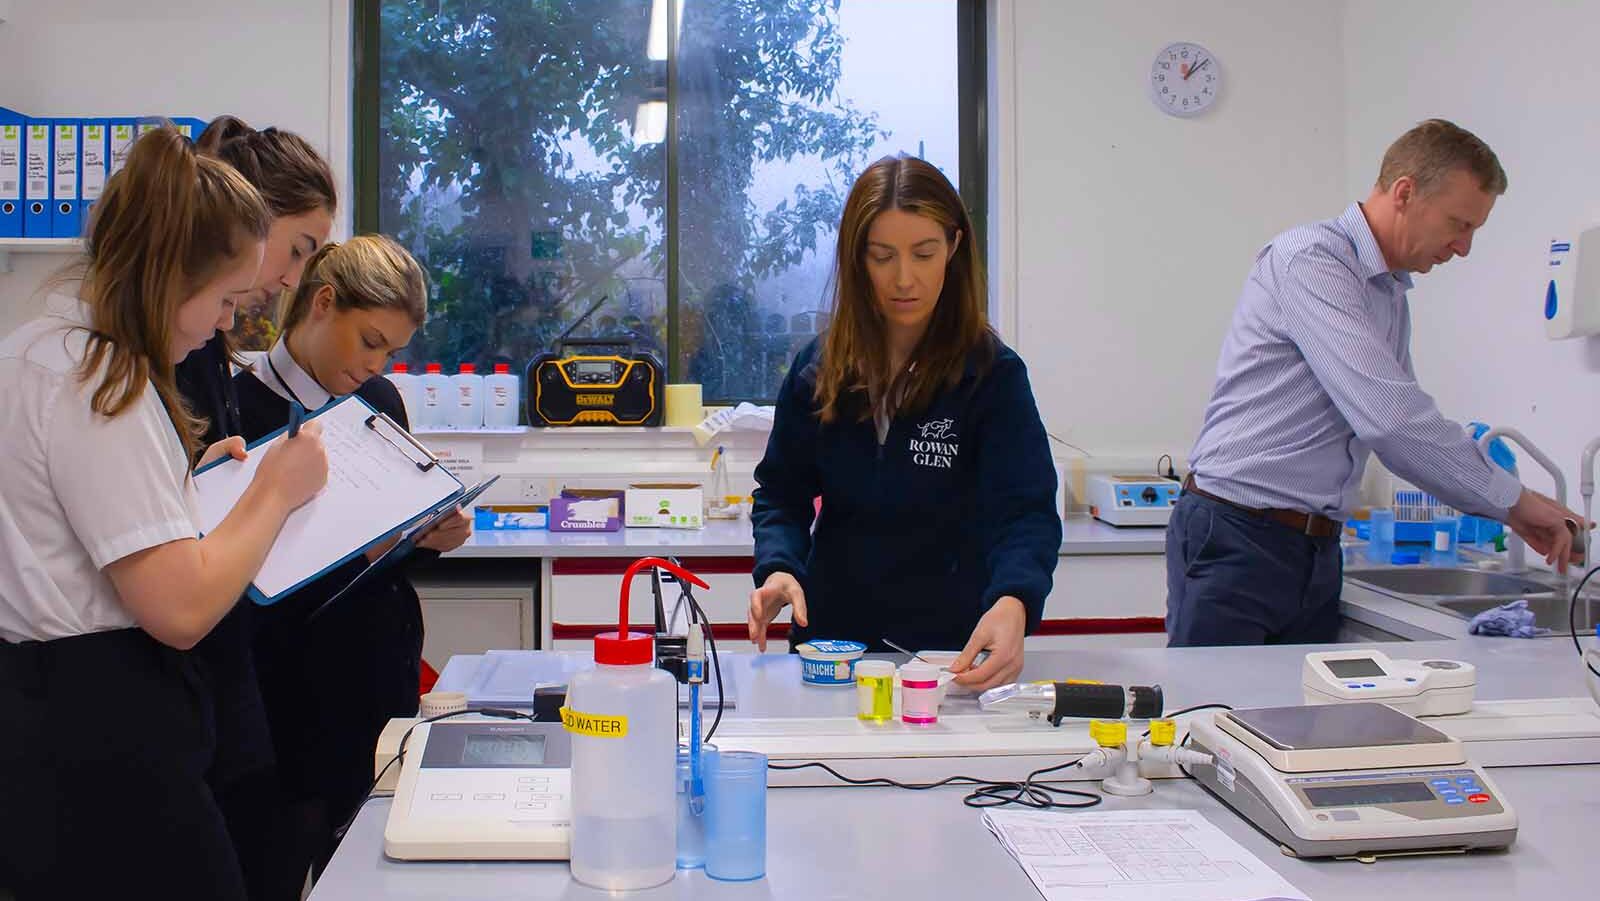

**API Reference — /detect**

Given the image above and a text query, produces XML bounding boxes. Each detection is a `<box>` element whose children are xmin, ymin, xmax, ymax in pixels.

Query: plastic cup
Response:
<box><xmin>704</xmin><ymin>750</ymin><xmax>767</xmax><ymax>881</ymax></box>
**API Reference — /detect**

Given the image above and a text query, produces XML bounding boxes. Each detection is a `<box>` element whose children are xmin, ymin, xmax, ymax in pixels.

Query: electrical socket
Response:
<box><xmin>519</xmin><ymin>477</ymin><xmax>547</xmax><ymax>503</ymax></box>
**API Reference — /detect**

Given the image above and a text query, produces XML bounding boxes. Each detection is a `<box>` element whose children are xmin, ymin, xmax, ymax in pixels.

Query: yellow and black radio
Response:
<box><xmin>527</xmin><ymin>339</ymin><xmax>664</xmax><ymax>427</ymax></box>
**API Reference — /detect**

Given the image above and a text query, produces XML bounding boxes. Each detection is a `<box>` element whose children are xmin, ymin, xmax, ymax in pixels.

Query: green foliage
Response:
<box><xmin>374</xmin><ymin>0</ymin><xmax>882</xmax><ymax>400</ymax></box>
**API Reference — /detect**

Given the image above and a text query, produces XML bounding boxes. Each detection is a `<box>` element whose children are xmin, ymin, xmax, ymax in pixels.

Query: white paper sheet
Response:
<box><xmin>982</xmin><ymin>808</ymin><xmax>1309</xmax><ymax>901</ymax></box>
<box><xmin>193</xmin><ymin>396</ymin><xmax>461</xmax><ymax>600</ymax></box>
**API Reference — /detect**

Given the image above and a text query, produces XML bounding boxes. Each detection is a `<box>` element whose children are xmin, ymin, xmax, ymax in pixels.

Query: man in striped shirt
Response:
<box><xmin>1168</xmin><ymin>119</ymin><xmax>1582</xmax><ymax>647</ymax></box>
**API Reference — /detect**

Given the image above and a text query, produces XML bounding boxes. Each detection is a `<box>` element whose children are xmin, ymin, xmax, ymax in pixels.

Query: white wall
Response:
<box><xmin>1344</xmin><ymin>0</ymin><xmax>1600</xmax><ymax>502</ymax></box>
<box><xmin>0</xmin><ymin>0</ymin><xmax>349</xmax><ymax>336</ymax></box>
<box><xmin>998</xmin><ymin>0</ymin><xmax>1347</xmax><ymax>471</ymax></box>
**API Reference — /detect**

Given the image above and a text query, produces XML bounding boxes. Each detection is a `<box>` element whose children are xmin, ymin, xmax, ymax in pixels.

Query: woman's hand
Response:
<box><xmin>417</xmin><ymin>508</ymin><xmax>473</xmax><ymax>553</ymax></box>
<box><xmin>747</xmin><ymin>571</ymin><xmax>807</xmax><ymax>652</ymax></box>
<box><xmin>951</xmin><ymin>596</ymin><xmax>1027</xmax><ymax>691</ymax></box>
<box><xmin>197</xmin><ymin>436</ymin><xmax>247</xmax><ymax>469</ymax></box>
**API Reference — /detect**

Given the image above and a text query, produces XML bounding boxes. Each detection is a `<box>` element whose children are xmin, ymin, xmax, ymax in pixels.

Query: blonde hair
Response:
<box><xmin>815</xmin><ymin>155</ymin><xmax>993</xmax><ymax>425</ymax></box>
<box><xmin>1377</xmin><ymin>119</ymin><xmax>1507</xmax><ymax>197</ymax></box>
<box><xmin>77</xmin><ymin>126</ymin><xmax>270</xmax><ymax>456</ymax></box>
<box><xmin>279</xmin><ymin>234</ymin><xmax>428</xmax><ymax>333</ymax></box>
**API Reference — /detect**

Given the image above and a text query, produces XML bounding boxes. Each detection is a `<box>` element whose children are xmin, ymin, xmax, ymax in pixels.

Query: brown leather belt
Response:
<box><xmin>1182</xmin><ymin>474</ymin><xmax>1343</xmax><ymax>539</ymax></box>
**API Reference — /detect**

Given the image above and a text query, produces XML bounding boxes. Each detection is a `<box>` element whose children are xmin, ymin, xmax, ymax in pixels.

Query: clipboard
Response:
<box><xmin>193</xmin><ymin>394</ymin><xmax>465</xmax><ymax>606</ymax></box>
<box><xmin>303</xmin><ymin>475</ymin><xmax>501</xmax><ymax>624</ymax></box>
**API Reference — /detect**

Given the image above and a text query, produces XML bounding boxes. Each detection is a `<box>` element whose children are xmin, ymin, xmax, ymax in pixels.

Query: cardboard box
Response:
<box><xmin>549</xmin><ymin>489</ymin><xmax>624</xmax><ymax>532</ymax></box>
<box><xmin>625</xmin><ymin>483</ymin><xmax>704</xmax><ymax>529</ymax></box>
<box><xmin>474</xmin><ymin>504</ymin><xmax>548</xmax><ymax>531</ymax></box>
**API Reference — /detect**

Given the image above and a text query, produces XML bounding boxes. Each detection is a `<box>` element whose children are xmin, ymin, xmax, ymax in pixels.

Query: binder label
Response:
<box><xmin>0</xmin><ymin>124</ymin><xmax>18</xmax><ymax>200</ymax></box>
<box><xmin>82</xmin><ymin>124</ymin><xmax>107</xmax><ymax>201</ymax></box>
<box><xmin>54</xmin><ymin>124</ymin><xmax>78</xmax><ymax>201</ymax></box>
<box><xmin>25</xmin><ymin>124</ymin><xmax>49</xmax><ymax>200</ymax></box>
<box><xmin>110</xmin><ymin>123</ymin><xmax>136</xmax><ymax>174</ymax></box>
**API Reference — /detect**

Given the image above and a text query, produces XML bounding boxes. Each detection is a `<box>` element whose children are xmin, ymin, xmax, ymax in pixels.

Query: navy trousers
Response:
<box><xmin>1165</xmin><ymin>491</ymin><xmax>1343</xmax><ymax>647</ymax></box>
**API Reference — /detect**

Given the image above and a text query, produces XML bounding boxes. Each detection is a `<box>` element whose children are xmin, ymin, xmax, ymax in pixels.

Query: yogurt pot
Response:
<box><xmin>795</xmin><ymin>640</ymin><xmax>867</xmax><ymax>685</ymax></box>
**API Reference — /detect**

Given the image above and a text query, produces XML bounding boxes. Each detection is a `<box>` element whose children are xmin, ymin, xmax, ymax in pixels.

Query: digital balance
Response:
<box><xmin>1188</xmin><ymin>703</ymin><xmax>1517</xmax><ymax>859</ymax></box>
<box><xmin>383</xmin><ymin>718</ymin><xmax>573</xmax><ymax>860</ymax></box>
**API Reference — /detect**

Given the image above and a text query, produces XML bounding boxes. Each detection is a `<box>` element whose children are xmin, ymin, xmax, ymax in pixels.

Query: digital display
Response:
<box><xmin>1325</xmin><ymin>658</ymin><xmax>1387</xmax><ymax>679</ymax></box>
<box><xmin>461</xmin><ymin>732</ymin><xmax>547</xmax><ymax>766</ymax></box>
<box><xmin>1303</xmin><ymin>781</ymin><xmax>1434</xmax><ymax>808</ymax></box>
<box><xmin>574</xmin><ymin>361</ymin><xmax>614</xmax><ymax>376</ymax></box>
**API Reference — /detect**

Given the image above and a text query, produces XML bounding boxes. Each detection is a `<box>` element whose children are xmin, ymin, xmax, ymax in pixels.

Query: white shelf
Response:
<box><xmin>412</xmin><ymin>426</ymin><xmax>532</xmax><ymax>437</ymax></box>
<box><xmin>0</xmin><ymin>238</ymin><xmax>84</xmax><ymax>273</ymax></box>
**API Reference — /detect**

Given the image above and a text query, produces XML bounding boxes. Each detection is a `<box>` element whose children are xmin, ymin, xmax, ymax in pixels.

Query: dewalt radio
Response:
<box><xmin>527</xmin><ymin>338</ymin><xmax>664</xmax><ymax>426</ymax></box>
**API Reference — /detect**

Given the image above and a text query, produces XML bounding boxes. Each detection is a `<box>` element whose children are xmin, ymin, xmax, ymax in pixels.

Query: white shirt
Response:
<box><xmin>0</xmin><ymin>295</ymin><xmax>200</xmax><ymax>643</ymax></box>
<box><xmin>252</xmin><ymin>337</ymin><xmax>333</xmax><ymax>409</ymax></box>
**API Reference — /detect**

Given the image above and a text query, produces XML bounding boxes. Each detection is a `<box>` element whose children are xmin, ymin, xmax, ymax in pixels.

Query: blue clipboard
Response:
<box><xmin>194</xmin><ymin>394</ymin><xmax>465</xmax><ymax>606</ymax></box>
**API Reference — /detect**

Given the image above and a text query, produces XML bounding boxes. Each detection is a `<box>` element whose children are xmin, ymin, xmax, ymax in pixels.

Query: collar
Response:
<box><xmin>255</xmin><ymin>337</ymin><xmax>335</xmax><ymax>410</ymax></box>
<box><xmin>1340</xmin><ymin>202</ymin><xmax>1413</xmax><ymax>289</ymax></box>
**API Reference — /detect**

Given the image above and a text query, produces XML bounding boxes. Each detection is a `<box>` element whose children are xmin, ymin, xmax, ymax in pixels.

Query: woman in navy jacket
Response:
<box><xmin>748</xmin><ymin>156</ymin><xmax>1060</xmax><ymax>691</ymax></box>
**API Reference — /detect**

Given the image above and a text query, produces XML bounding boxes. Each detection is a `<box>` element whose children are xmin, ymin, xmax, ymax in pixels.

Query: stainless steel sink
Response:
<box><xmin>1344</xmin><ymin>568</ymin><xmax>1557</xmax><ymax>598</ymax></box>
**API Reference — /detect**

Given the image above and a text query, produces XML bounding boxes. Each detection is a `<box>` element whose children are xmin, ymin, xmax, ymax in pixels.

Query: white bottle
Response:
<box><xmin>568</xmin><ymin>631</ymin><xmax>677</xmax><ymax>890</ymax></box>
<box><xmin>384</xmin><ymin>362</ymin><xmax>421</xmax><ymax>426</ymax></box>
<box><xmin>418</xmin><ymin>363</ymin><xmax>450</xmax><ymax>429</ymax></box>
<box><xmin>448</xmin><ymin>363</ymin><xmax>485</xmax><ymax>429</ymax></box>
<box><xmin>483</xmin><ymin>362</ymin><xmax>521</xmax><ymax>428</ymax></box>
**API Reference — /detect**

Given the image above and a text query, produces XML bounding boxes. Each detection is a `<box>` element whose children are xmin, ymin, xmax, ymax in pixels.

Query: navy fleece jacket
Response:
<box><xmin>751</xmin><ymin>335</ymin><xmax>1061</xmax><ymax>652</ymax></box>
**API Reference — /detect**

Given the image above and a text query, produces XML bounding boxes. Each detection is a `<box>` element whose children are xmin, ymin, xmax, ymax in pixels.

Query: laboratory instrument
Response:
<box><xmin>1188</xmin><ymin>703</ymin><xmax>1517</xmax><ymax>859</ymax></box>
<box><xmin>1085</xmin><ymin>474</ymin><xmax>1180</xmax><ymax>527</ymax></box>
<box><xmin>383</xmin><ymin>717</ymin><xmax>572</xmax><ymax>860</ymax></box>
<box><xmin>1301</xmin><ymin>649</ymin><xmax>1475</xmax><ymax>716</ymax></box>
<box><xmin>979</xmin><ymin>679</ymin><xmax>1164</xmax><ymax>726</ymax></box>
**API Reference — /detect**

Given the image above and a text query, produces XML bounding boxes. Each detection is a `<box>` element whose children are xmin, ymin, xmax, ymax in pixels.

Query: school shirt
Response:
<box><xmin>237</xmin><ymin>339</ymin><xmax>432</xmax><ymax>812</ymax></box>
<box><xmin>751</xmin><ymin>335</ymin><xmax>1062</xmax><ymax>652</ymax></box>
<box><xmin>0</xmin><ymin>295</ymin><xmax>199</xmax><ymax>644</ymax></box>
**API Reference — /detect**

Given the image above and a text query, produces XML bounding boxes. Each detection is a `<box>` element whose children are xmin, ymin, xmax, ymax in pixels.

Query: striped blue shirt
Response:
<box><xmin>1189</xmin><ymin>203</ymin><xmax>1522</xmax><ymax>520</ymax></box>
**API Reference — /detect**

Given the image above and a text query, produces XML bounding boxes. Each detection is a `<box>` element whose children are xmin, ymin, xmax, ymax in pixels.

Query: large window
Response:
<box><xmin>355</xmin><ymin>0</ymin><xmax>985</xmax><ymax>405</ymax></box>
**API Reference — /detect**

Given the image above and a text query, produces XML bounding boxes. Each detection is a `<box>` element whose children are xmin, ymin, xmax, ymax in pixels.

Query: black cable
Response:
<box><xmin>1140</xmin><ymin>703</ymin><xmax>1233</xmax><ymax>737</ymax></box>
<box><xmin>331</xmin><ymin>706</ymin><xmax>535</xmax><ymax>842</ymax></box>
<box><xmin>1157</xmin><ymin>454</ymin><xmax>1178</xmax><ymax>481</ymax></box>
<box><xmin>769</xmin><ymin>758</ymin><xmax>1102</xmax><ymax>811</ymax></box>
<box><xmin>1571</xmin><ymin>564</ymin><xmax>1600</xmax><ymax>678</ymax></box>
<box><xmin>681</xmin><ymin>584</ymin><xmax>725</xmax><ymax>742</ymax></box>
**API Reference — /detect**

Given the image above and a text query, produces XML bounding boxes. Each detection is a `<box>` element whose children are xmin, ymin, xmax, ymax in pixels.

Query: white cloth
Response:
<box><xmin>0</xmin><ymin>295</ymin><xmax>199</xmax><ymax>643</ymax></box>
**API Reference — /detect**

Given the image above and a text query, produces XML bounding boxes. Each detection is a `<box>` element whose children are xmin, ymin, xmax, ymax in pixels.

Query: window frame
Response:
<box><xmin>352</xmin><ymin>0</ymin><xmax>989</xmax><ymax>405</ymax></box>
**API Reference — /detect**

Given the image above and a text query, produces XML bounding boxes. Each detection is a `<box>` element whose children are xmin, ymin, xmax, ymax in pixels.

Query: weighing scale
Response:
<box><xmin>383</xmin><ymin>718</ymin><xmax>573</xmax><ymax>860</ymax></box>
<box><xmin>1188</xmin><ymin>703</ymin><xmax>1517</xmax><ymax>859</ymax></box>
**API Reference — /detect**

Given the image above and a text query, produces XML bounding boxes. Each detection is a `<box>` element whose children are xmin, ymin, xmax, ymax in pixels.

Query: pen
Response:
<box><xmin>287</xmin><ymin>401</ymin><xmax>305</xmax><ymax>438</ymax></box>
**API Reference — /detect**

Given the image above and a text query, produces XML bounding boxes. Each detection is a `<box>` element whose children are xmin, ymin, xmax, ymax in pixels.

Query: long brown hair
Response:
<box><xmin>77</xmin><ymin>126</ymin><xmax>270</xmax><ymax>456</ymax></box>
<box><xmin>196</xmin><ymin>115</ymin><xmax>337</xmax><ymax>218</ymax></box>
<box><xmin>280</xmin><ymin>235</ymin><xmax>429</xmax><ymax>334</ymax></box>
<box><xmin>815</xmin><ymin>155</ymin><xmax>993</xmax><ymax>425</ymax></box>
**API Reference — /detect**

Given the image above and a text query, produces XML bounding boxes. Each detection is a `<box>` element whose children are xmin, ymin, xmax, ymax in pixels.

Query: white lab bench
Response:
<box><xmin>415</xmin><ymin>517</ymin><xmax>1173</xmax><ymax>667</ymax></box>
<box><xmin>311</xmin><ymin>640</ymin><xmax>1600</xmax><ymax>900</ymax></box>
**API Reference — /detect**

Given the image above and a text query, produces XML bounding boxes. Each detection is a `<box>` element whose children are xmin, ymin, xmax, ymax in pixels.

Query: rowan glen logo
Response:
<box><xmin>910</xmin><ymin>418</ymin><xmax>958</xmax><ymax>469</ymax></box>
